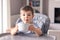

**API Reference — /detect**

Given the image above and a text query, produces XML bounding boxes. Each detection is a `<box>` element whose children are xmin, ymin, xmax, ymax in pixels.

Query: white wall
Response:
<box><xmin>2</xmin><ymin>0</ymin><xmax>11</xmax><ymax>33</ymax></box>
<box><xmin>48</xmin><ymin>0</ymin><xmax>60</xmax><ymax>30</ymax></box>
<box><xmin>43</xmin><ymin>0</ymin><xmax>48</xmax><ymax>15</ymax></box>
<box><xmin>11</xmin><ymin>15</ymin><xmax>19</xmax><ymax>27</ymax></box>
<box><xmin>48</xmin><ymin>0</ymin><xmax>60</xmax><ymax>23</ymax></box>
<box><xmin>10</xmin><ymin>0</ymin><xmax>26</xmax><ymax>15</ymax></box>
<box><xmin>0</xmin><ymin>0</ymin><xmax>3</xmax><ymax>33</ymax></box>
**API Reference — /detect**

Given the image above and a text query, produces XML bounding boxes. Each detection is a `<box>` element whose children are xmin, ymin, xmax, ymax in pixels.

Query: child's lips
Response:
<box><xmin>26</xmin><ymin>19</ymin><xmax>28</xmax><ymax>21</ymax></box>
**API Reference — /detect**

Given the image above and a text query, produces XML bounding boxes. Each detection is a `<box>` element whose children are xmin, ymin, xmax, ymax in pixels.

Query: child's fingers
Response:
<box><xmin>11</xmin><ymin>29</ymin><xmax>16</xmax><ymax>35</ymax></box>
<box><xmin>28</xmin><ymin>25</ymin><xmax>35</xmax><ymax>31</ymax></box>
<box><xmin>10</xmin><ymin>28</ymin><xmax>18</xmax><ymax>35</ymax></box>
<box><xmin>34</xmin><ymin>28</ymin><xmax>42</xmax><ymax>37</ymax></box>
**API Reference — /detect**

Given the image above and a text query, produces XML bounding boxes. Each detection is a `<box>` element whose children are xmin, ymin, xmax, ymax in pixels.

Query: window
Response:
<box><xmin>0</xmin><ymin>0</ymin><xmax>3</xmax><ymax>34</ymax></box>
<box><xmin>0</xmin><ymin>0</ymin><xmax>10</xmax><ymax>34</ymax></box>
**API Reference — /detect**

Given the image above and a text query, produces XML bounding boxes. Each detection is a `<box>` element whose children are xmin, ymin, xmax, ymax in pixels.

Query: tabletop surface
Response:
<box><xmin>0</xmin><ymin>33</ymin><xmax>55</xmax><ymax>40</ymax></box>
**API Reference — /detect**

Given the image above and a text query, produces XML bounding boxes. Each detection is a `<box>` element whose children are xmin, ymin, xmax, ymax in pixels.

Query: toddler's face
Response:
<box><xmin>20</xmin><ymin>10</ymin><xmax>34</xmax><ymax>24</ymax></box>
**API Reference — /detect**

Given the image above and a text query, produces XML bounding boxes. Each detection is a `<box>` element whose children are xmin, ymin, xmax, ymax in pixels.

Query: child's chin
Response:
<box><xmin>24</xmin><ymin>22</ymin><xmax>29</xmax><ymax>24</ymax></box>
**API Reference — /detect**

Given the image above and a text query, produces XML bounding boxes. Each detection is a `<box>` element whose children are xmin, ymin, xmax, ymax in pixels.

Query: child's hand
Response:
<box><xmin>10</xmin><ymin>28</ymin><xmax>18</xmax><ymax>35</ymax></box>
<box><xmin>28</xmin><ymin>25</ymin><xmax>42</xmax><ymax>37</ymax></box>
<box><xmin>10</xmin><ymin>28</ymin><xmax>15</xmax><ymax>35</ymax></box>
<box><xmin>28</xmin><ymin>25</ymin><xmax>35</xmax><ymax>32</ymax></box>
<box><xmin>34</xmin><ymin>28</ymin><xmax>42</xmax><ymax>37</ymax></box>
<box><xmin>6</xmin><ymin>28</ymin><xmax>11</xmax><ymax>33</ymax></box>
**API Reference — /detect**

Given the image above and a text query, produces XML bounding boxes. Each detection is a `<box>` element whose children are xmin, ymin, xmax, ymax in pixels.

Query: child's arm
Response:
<box><xmin>10</xmin><ymin>24</ymin><xmax>18</xmax><ymax>35</ymax></box>
<box><xmin>6</xmin><ymin>24</ymin><xmax>18</xmax><ymax>35</ymax></box>
<box><xmin>28</xmin><ymin>25</ymin><xmax>43</xmax><ymax>37</ymax></box>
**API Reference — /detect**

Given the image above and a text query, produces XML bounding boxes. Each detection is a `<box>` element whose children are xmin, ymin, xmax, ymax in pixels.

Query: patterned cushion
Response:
<box><xmin>33</xmin><ymin>14</ymin><xmax>50</xmax><ymax>34</ymax></box>
<box><xmin>16</xmin><ymin>13</ymin><xmax>50</xmax><ymax>34</ymax></box>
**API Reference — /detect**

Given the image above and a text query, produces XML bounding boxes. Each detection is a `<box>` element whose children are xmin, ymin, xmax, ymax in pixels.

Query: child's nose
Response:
<box><xmin>25</xmin><ymin>15</ymin><xmax>28</xmax><ymax>18</ymax></box>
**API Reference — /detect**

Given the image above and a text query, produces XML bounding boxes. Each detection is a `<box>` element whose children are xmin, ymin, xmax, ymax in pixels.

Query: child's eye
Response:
<box><xmin>23</xmin><ymin>14</ymin><xmax>25</xmax><ymax>16</ymax></box>
<box><xmin>27</xmin><ymin>14</ymin><xmax>31</xmax><ymax>16</ymax></box>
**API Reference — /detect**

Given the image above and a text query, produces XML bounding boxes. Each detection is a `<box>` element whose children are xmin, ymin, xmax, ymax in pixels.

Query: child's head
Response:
<box><xmin>20</xmin><ymin>6</ymin><xmax>34</xmax><ymax>24</ymax></box>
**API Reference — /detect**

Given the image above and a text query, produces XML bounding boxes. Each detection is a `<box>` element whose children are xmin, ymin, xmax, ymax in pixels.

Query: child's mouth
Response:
<box><xmin>26</xmin><ymin>19</ymin><xmax>28</xmax><ymax>21</ymax></box>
